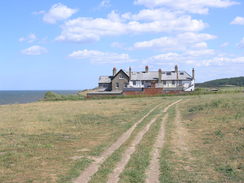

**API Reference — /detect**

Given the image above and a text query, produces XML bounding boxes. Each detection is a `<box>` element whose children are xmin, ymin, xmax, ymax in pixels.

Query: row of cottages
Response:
<box><xmin>97</xmin><ymin>65</ymin><xmax>195</xmax><ymax>93</ymax></box>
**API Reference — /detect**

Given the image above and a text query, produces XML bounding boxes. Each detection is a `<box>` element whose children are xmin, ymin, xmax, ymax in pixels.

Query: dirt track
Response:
<box><xmin>74</xmin><ymin>99</ymin><xmax>181</xmax><ymax>183</ymax></box>
<box><xmin>145</xmin><ymin>114</ymin><xmax>168</xmax><ymax>183</ymax></box>
<box><xmin>107</xmin><ymin>99</ymin><xmax>182</xmax><ymax>183</ymax></box>
<box><xmin>145</xmin><ymin>99</ymin><xmax>182</xmax><ymax>183</ymax></box>
<box><xmin>73</xmin><ymin>102</ymin><xmax>162</xmax><ymax>183</ymax></box>
<box><xmin>107</xmin><ymin>113</ymin><xmax>161</xmax><ymax>183</ymax></box>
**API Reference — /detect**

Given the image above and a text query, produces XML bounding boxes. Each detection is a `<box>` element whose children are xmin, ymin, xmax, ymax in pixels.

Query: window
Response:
<box><xmin>179</xmin><ymin>81</ymin><xmax>182</xmax><ymax>85</ymax></box>
<box><xmin>133</xmin><ymin>81</ymin><xmax>136</xmax><ymax>85</ymax></box>
<box><xmin>119</xmin><ymin>74</ymin><xmax>124</xmax><ymax>79</ymax></box>
<box><xmin>166</xmin><ymin>72</ymin><xmax>171</xmax><ymax>75</ymax></box>
<box><xmin>172</xmin><ymin>80</ymin><xmax>175</xmax><ymax>85</ymax></box>
<box><xmin>116</xmin><ymin>83</ymin><xmax>119</xmax><ymax>88</ymax></box>
<box><xmin>124</xmin><ymin>83</ymin><xmax>127</xmax><ymax>87</ymax></box>
<box><xmin>163</xmin><ymin>81</ymin><xmax>166</xmax><ymax>85</ymax></box>
<box><xmin>180</xmin><ymin>72</ymin><xmax>184</xmax><ymax>75</ymax></box>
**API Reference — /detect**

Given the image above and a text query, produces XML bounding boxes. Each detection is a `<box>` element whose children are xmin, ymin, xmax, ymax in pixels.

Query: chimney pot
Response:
<box><xmin>145</xmin><ymin>65</ymin><xmax>149</xmax><ymax>73</ymax></box>
<box><xmin>129</xmin><ymin>67</ymin><xmax>132</xmax><ymax>80</ymax></box>
<box><xmin>158</xmin><ymin>69</ymin><xmax>162</xmax><ymax>83</ymax></box>
<box><xmin>192</xmin><ymin>68</ymin><xmax>195</xmax><ymax>79</ymax></box>
<box><xmin>175</xmin><ymin>65</ymin><xmax>179</xmax><ymax>80</ymax></box>
<box><xmin>113</xmin><ymin>67</ymin><xmax>117</xmax><ymax>76</ymax></box>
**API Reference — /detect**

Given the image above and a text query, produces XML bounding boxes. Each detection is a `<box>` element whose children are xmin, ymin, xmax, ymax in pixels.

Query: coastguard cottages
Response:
<box><xmin>88</xmin><ymin>65</ymin><xmax>195</xmax><ymax>97</ymax></box>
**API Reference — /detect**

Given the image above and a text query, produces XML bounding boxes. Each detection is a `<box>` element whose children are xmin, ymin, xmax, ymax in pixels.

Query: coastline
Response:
<box><xmin>0</xmin><ymin>90</ymin><xmax>79</xmax><ymax>105</ymax></box>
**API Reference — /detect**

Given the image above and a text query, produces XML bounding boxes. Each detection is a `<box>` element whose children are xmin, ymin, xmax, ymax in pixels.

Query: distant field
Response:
<box><xmin>0</xmin><ymin>93</ymin><xmax>243</xmax><ymax>183</ymax></box>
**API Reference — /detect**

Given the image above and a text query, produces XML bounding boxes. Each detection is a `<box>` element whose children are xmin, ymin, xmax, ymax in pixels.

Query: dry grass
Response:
<box><xmin>0</xmin><ymin>97</ymin><xmax>165</xmax><ymax>183</ymax></box>
<box><xmin>160</xmin><ymin>93</ymin><xmax>244</xmax><ymax>182</ymax></box>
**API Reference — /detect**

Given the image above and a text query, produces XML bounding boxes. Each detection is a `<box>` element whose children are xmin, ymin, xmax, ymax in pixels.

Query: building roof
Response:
<box><xmin>99</xmin><ymin>76</ymin><xmax>111</xmax><ymax>83</ymax></box>
<box><xmin>161</xmin><ymin>71</ymin><xmax>192</xmax><ymax>81</ymax></box>
<box><xmin>126</xmin><ymin>71</ymin><xmax>159</xmax><ymax>81</ymax></box>
<box><xmin>99</xmin><ymin>70</ymin><xmax>193</xmax><ymax>83</ymax></box>
<box><xmin>126</xmin><ymin>70</ymin><xmax>192</xmax><ymax>81</ymax></box>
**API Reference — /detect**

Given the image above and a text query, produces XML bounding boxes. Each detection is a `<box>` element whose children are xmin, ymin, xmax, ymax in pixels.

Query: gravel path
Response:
<box><xmin>73</xmin><ymin>102</ymin><xmax>162</xmax><ymax>183</ymax></box>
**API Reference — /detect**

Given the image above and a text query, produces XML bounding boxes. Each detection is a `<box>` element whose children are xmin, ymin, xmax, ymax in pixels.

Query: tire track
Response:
<box><xmin>106</xmin><ymin>99</ymin><xmax>182</xmax><ymax>183</ymax></box>
<box><xmin>73</xmin><ymin>102</ymin><xmax>163</xmax><ymax>183</ymax></box>
<box><xmin>145</xmin><ymin>99</ymin><xmax>182</xmax><ymax>183</ymax></box>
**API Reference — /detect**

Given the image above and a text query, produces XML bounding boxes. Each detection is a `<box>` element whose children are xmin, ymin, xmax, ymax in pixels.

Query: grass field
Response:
<box><xmin>0</xmin><ymin>97</ymin><xmax>171</xmax><ymax>183</ymax></box>
<box><xmin>0</xmin><ymin>93</ymin><xmax>243</xmax><ymax>183</ymax></box>
<box><xmin>160</xmin><ymin>93</ymin><xmax>244</xmax><ymax>182</ymax></box>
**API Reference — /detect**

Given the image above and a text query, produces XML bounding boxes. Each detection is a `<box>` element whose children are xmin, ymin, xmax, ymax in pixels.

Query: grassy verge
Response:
<box><xmin>159</xmin><ymin>93</ymin><xmax>244</xmax><ymax>182</ymax></box>
<box><xmin>182</xmin><ymin>93</ymin><xmax>244</xmax><ymax>182</ymax></box>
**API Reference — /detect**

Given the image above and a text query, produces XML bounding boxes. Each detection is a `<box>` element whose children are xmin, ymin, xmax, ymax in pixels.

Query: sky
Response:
<box><xmin>0</xmin><ymin>0</ymin><xmax>244</xmax><ymax>90</ymax></box>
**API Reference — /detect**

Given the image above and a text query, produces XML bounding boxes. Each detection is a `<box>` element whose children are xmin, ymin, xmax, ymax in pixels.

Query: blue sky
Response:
<box><xmin>0</xmin><ymin>0</ymin><xmax>244</xmax><ymax>90</ymax></box>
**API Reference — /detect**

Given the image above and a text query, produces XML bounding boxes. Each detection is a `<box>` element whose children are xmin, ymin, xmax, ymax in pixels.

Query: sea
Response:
<box><xmin>0</xmin><ymin>90</ymin><xmax>79</xmax><ymax>105</ymax></box>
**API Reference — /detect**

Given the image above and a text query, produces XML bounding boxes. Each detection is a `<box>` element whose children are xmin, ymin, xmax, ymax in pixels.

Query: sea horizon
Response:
<box><xmin>0</xmin><ymin>90</ymin><xmax>80</xmax><ymax>105</ymax></box>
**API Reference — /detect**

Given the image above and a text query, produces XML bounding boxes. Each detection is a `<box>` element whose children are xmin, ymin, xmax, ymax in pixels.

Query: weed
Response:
<box><xmin>217</xmin><ymin>165</ymin><xmax>236</xmax><ymax>177</ymax></box>
<box><xmin>214</xmin><ymin>130</ymin><xmax>224</xmax><ymax>138</ymax></box>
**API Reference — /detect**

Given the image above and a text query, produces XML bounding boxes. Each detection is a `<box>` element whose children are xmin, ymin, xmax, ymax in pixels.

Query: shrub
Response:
<box><xmin>43</xmin><ymin>91</ymin><xmax>84</xmax><ymax>101</ymax></box>
<box><xmin>44</xmin><ymin>91</ymin><xmax>63</xmax><ymax>101</ymax></box>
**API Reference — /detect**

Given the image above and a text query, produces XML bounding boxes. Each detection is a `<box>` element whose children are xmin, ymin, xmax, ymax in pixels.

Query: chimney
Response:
<box><xmin>158</xmin><ymin>69</ymin><xmax>162</xmax><ymax>83</ymax></box>
<box><xmin>192</xmin><ymin>68</ymin><xmax>195</xmax><ymax>79</ymax></box>
<box><xmin>113</xmin><ymin>67</ymin><xmax>117</xmax><ymax>76</ymax></box>
<box><xmin>145</xmin><ymin>65</ymin><xmax>149</xmax><ymax>73</ymax></box>
<box><xmin>129</xmin><ymin>67</ymin><xmax>132</xmax><ymax>80</ymax></box>
<box><xmin>175</xmin><ymin>65</ymin><xmax>179</xmax><ymax>80</ymax></box>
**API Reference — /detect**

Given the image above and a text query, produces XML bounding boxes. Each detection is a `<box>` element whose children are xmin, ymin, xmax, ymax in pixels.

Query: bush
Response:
<box><xmin>44</xmin><ymin>91</ymin><xmax>63</xmax><ymax>101</ymax></box>
<box><xmin>43</xmin><ymin>91</ymin><xmax>84</xmax><ymax>101</ymax></box>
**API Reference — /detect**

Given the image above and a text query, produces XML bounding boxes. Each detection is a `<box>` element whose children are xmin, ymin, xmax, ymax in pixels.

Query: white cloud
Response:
<box><xmin>99</xmin><ymin>0</ymin><xmax>111</xmax><ymax>8</ymax></box>
<box><xmin>19</xmin><ymin>33</ymin><xmax>37</xmax><ymax>43</ymax></box>
<box><xmin>238</xmin><ymin>37</ymin><xmax>244</xmax><ymax>48</ymax></box>
<box><xmin>231</xmin><ymin>16</ymin><xmax>244</xmax><ymax>25</ymax></box>
<box><xmin>151</xmin><ymin>52</ymin><xmax>180</xmax><ymax>61</ymax></box>
<box><xmin>133</xmin><ymin>32</ymin><xmax>216</xmax><ymax>50</ymax></box>
<box><xmin>21</xmin><ymin>45</ymin><xmax>48</xmax><ymax>55</ymax></box>
<box><xmin>220</xmin><ymin>42</ymin><xmax>229</xmax><ymax>47</ymax></box>
<box><xmin>122</xmin><ymin>8</ymin><xmax>180</xmax><ymax>21</ymax></box>
<box><xmin>201</xmin><ymin>56</ymin><xmax>244</xmax><ymax>66</ymax></box>
<box><xmin>185</xmin><ymin>49</ymin><xmax>215</xmax><ymax>57</ymax></box>
<box><xmin>56</xmin><ymin>9</ymin><xmax>206</xmax><ymax>43</ymax></box>
<box><xmin>149</xmin><ymin>52</ymin><xmax>244</xmax><ymax>66</ymax></box>
<box><xmin>69</xmin><ymin>49</ymin><xmax>134</xmax><ymax>64</ymax></box>
<box><xmin>193</xmin><ymin>42</ymin><xmax>208</xmax><ymax>49</ymax></box>
<box><xmin>43</xmin><ymin>3</ymin><xmax>78</xmax><ymax>24</ymax></box>
<box><xmin>134</xmin><ymin>0</ymin><xmax>238</xmax><ymax>14</ymax></box>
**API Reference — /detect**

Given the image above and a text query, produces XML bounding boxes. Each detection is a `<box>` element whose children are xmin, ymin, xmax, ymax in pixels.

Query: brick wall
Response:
<box><xmin>123</xmin><ymin>88</ymin><xmax>184</xmax><ymax>96</ymax></box>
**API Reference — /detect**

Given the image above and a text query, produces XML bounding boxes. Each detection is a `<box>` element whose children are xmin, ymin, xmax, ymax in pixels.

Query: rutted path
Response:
<box><xmin>145</xmin><ymin>114</ymin><xmax>168</xmax><ymax>183</ymax></box>
<box><xmin>73</xmin><ymin>102</ymin><xmax>163</xmax><ymax>183</ymax></box>
<box><xmin>107</xmin><ymin>99</ymin><xmax>182</xmax><ymax>183</ymax></box>
<box><xmin>107</xmin><ymin>113</ymin><xmax>161</xmax><ymax>183</ymax></box>
<box><xmin>145</xmin><ymin>99</ymin><xmax>182</xmax><ymax>183</ymax></box>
